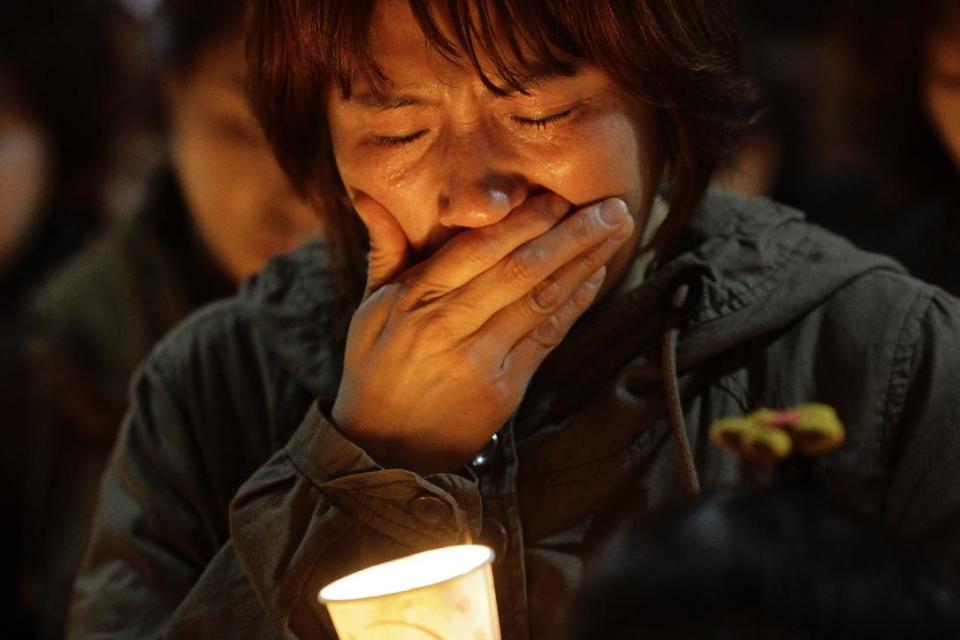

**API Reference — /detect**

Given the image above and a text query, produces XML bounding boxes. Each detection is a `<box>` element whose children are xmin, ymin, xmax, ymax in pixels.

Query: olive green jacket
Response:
<box><xmin>69</xmin><ymin>189</ymin><xmax>960</xmax><ymax>639</ymax></box>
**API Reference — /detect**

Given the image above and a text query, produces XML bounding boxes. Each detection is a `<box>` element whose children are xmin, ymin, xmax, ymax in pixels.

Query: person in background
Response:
<box><xmin>0</xmin><ymin>0</ymin><xmax>122</xmax><ymax>305</ymax></box>
<box><xmin>925</xmin><ymin>6</ymin><xmax>960</xmax><ymax>174</ymax></box>
<box><xmin>717</xmin><ymin>2</ymin><xmax>835</xmax><ymax>199</ymax></box>
<box><xmin>567</xmin><ymin>487</ymin><xmax>960</xmax><ymax>639</ymax></box>
<box><xmin>67</xmin><ymin>0</ymin><xmax>960</xmax><ymax>638</ymax></box>
<box><xmin>805</xmin><ymin>0</ymin><xmax>960</xmax><ymax>296</ymax></box>
<box><xmin>18</xmin><ymin>0</ymin><xmax>323</xmax><ymax>637</ymax></box>
<box><xmin>731</xmin><ymin>1</ymin><xmax>960</xmax><ymax>297</ymax></box>
<box><xmin>1</xmin><ymin>1</ymin><xmax>130</xmax><ymax>637</ymax></box>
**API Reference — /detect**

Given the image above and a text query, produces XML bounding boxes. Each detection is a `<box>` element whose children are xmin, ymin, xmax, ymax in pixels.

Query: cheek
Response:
<box><xmin>532</xmin><ymin>110</ymin><xmax>653</xmax><ymax>210</ymax></box>
<box><xmin>0</xmin><ymin>117</ymin><xmax>49</xmax><ymax>264</ymax></box>
<box><xmin>172</xmin><ymin>131</ymin><xmax>264</xmax><ymax>274</ymax></box>
<box><xmin>334</xmin><ymin>141</ymin><xmax>420</xmax><ymax>198</ymax></box>
<box><xmin>331</xmin><ymin>126</ymin><xmax>439</xmax><ymax>243</ymax></box>
<box><xmin>175</xmin><ymin>135</ymin><xmax>245</xmax><ymax>222</ymax></box>
<box><xmin>174</xmin><ymin>122</ymin><xmax>276</xmax><ymax>225</ymax></box>
<box><xmin>925</xmin><ymin>84</ymin><xmax>960</xmax><ymax>170</ymax></box>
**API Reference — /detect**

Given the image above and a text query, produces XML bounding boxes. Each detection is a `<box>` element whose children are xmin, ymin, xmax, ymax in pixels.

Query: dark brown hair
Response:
<box><xmin>247</xmin><ymin>0</ymin><xmax>758</xmax><ymax>293</ymax></box>
<box><xmin>153</xmin><ymin>0</ymin><xmax>249</xmax><ymax>73</ymax></box>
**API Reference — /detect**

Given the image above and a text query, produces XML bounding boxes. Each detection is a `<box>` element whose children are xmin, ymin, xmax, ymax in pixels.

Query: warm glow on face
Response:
<box><xmin>924</xmin><ymin>17</ymin><xmax>960</xmax><ymax>172</ymax></box>
<box><xmin>326</xmin><ymin>0</ymin><xmax>661</xmax><ymax>261</ymax></box>
<box><xmin>320</xmin><ymin>545</ymin><xmax>494</xmax><ymax>602</ymax></box>
<box><xmin>167</xmin><ymin>26</ymin><xmax>322</xmax><ymax>284</ymax></box>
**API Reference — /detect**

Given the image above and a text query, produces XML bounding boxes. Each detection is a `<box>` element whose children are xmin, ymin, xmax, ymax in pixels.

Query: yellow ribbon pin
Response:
<box><xmin>710</xmin><ymin>403</ymin><xmax>845</xmax><ymax>462</ymax></box>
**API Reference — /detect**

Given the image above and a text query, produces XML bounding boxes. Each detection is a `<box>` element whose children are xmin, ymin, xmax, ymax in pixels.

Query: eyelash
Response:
<box><xmin>373</xmin><ymin>108</ymin><xmax>575</xmax><ymax>147</ymax></box>
<box><xmin>376</xmin><ymin>130</ymin><xmax>428</xmax><ymax>147</ymax></box>
<box><xmin>513</xmin><ymin>108</ymin><xmax>575</xmax><ymax>130</ymax></box>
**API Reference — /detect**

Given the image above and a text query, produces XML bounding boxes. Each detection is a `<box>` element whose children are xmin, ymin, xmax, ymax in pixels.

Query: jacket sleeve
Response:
<box><xmin>68</xmin><ymin>355</ymin><xmax>483</xmax><ymax>639</ymax></box>
<box><xmin>883</xmin><ymin>289</ymin><xmax>960</xmax><ymax>576</ymax></box>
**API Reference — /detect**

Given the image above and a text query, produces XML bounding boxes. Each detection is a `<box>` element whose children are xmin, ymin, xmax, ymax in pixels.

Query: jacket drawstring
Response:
<box><xmin>662</xmin><ymin>281</ymin><xmax>701</xmax><ymax>496</ymax></box>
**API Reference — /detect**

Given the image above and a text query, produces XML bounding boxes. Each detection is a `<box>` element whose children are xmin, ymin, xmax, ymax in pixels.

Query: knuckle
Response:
<box><xmin>576</xmin><ymin>243</ymin><xmax>611</xmax><ymax>274</ymax></box>
<box><xmin>365</xmin><ymin>282</ymin><xmax>401</xmax><ymax>308</ymax></box>
<box><xmin>395</xmin><ymin>268</ymin><xmax>451</xmax><ymax>311</ymax></box>
<box><xmin>532</xmin><ymin>314</ymin><xmax>565</xmax><ymax>348</ymax></box>
<box><xmin>460</xmin><ymin>346</ymin><xmax>489</xmax><ymax>380</ymax></box>
<box><xmin>573</xmin><ymin>281</ymin><xmax>599</xmax><ymax>308</ymax></box>
<box><xmin>394</xmin><ymin>278</ymin><xmax>443</xmax><ymax>312</ymax></box>
<box><xmin>572</xmin><ymin>207</ymin><xmax>601</xmax><ymax>240</ymax></box>
<box><xmin>529</xmin><ymin>278</ymin><xmax>560</xmax><ymax>313</ymax></box>
<box><xmin>414</xmin><ymin>307</ymin><xmax>457</xmax><ymax>343</ymax></box>
<box><xmin>395</xmin><ymin>279</ymin><xmax>429</xmax><ymax>311</ymax></box>
<box><xmin>504</xmin><ymin>245</ymin><xmax>546</xmax><ymax>283</ymax></box>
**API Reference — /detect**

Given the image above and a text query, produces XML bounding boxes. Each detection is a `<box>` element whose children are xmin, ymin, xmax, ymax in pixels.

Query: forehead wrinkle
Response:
<box><xmin>347</xmin><ymin>63</ymin><xmax>581</xmax><ymax>110</ymax></box>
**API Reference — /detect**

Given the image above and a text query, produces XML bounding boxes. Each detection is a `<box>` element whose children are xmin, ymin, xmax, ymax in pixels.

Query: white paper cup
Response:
<box><xmin>318</xmin><ymin>544</ymin><xmax>500</xmax><ymax>640</ymax></box>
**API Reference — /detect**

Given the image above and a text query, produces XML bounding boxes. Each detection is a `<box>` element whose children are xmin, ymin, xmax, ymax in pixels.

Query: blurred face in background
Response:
<box><xmin>0</xmin><ymin>77</ymin><xmax>50</xmax><ymax>274</ymax></box>
<box><xmin>166</xmin><ymin>24</ymin><xmax>322</xmax><ymax>284</ymax></box>
<box><xmin>924</xmin><ymin>14</ymin><xmax>960</xmax><ymax>172</ymax></box>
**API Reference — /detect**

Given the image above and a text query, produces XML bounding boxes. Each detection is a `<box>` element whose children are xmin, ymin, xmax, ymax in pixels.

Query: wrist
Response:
<box><xmin>330</xmin><ymin>409</ymin><xmax>474</xmax><ymax>474</ymax></box>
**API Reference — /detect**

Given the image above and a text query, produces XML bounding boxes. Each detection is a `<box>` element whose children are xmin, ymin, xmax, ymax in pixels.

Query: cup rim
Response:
<box><xmin>318</xmin><ymin>544</ymin><xmax>495</xmax><ymax>604</ymax></box>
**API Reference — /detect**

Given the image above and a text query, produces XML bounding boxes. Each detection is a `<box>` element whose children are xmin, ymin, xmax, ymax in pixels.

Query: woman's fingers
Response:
<box><xmin>499</xmin><ymin>266</ymin><xmax>606</xmax><ymax>385</ymax></box>
<box><xmin>448</xmin><ymin>197</ymin><xmax>634</xmax><ymax>333</ymax></box>
<box><xmin>478</xmin><ymin>208</ymin><xmax>628</xmax><ymax>346</ymax></box>
<box><xmin>397</xmin><ymin>193</ymin><xmax>571</xmax><ymax>304</ymax></box>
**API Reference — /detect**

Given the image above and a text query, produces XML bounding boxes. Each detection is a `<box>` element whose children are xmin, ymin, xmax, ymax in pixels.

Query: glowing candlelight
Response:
<box><xmin>319</xmin><ymin>544</ymin><xmax>500</xmax><ymax>639</ymax></box>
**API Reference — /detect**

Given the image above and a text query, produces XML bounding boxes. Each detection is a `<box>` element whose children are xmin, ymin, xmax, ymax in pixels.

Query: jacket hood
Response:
<box><xmin>240</xmin><ymin>240</ymin><xmax>355</xmax><ymax>399</ymax></box>
<box><xmin>241</xmin><ymin>188</ymin><xmax>905</xmax><ymax>395</ymax></box>
<box><xmin>661</xmin><ymin>188</ymin><xmax>903</xmax><ymax>371</ymax></box>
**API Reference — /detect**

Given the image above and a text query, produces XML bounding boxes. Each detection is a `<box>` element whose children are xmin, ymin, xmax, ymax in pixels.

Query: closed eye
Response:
<box><xmin>512</xmin><ymin>108</ymin><xmax>575</xmax><ymax>130</ymax></box>
<box><xmin>375</xmin><ymin>130</ymin><xmax>428</xmax><ymax>147</ymax></box>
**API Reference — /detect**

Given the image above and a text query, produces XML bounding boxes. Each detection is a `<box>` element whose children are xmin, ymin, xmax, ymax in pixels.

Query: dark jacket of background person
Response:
<box><xmin>68</xmin><ymin>189</ymin><xmax>960</xmax><ymax>639</ymax></box>
<box><xmin>568</xmin><ymin>487</ymin><xmax>960</xmax><ymax>639</ymax></box>
<box><xmin>20</xmin><ymin>170</ymin><xmax>232</xmax><ymax>640</ymax></box>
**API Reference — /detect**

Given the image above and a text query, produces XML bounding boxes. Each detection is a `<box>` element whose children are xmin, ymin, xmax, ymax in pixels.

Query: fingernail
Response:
<box><xmin>588</xmin><ymin>266</ymin><xmax>606</xmax><ymax>286</ymax></box>
<box><xmin>600</xmin><ymin>198</ymin><xmax>629</xmax><ymax>226</ymax></box>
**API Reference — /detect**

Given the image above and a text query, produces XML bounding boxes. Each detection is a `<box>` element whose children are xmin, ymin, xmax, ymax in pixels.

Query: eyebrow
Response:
<box><xmin>348</xmin><ymin>63</ymin><xmax>582</xmax><ymax>110</ymax></box>
<box><xmin>497</xmin><ymin>64</ymin><xmax>581</xmax><ymax>96</ymax></box>
<box><xmin>350</xmin><ymin>93</ymin><xmax>440</xmax><ymax>110</ymax></box>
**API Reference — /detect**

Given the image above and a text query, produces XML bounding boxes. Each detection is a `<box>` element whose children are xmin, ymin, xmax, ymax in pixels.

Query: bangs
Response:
<box><xmin>326</xmin><ymin>0</ymin><xmax>583</xmax><ymax>98</ymax></box>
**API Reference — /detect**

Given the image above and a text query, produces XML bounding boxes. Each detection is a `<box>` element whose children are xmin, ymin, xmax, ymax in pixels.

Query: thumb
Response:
<box><xmin>353</xmin><ymin>192</ymin><xmax>411</xmax><ymax>296</ymax></box>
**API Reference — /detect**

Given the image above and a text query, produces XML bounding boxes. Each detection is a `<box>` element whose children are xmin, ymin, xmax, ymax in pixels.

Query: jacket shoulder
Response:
<box><xmin>145</xmin><ymin>296</ymin><xmax>259</xmax><ymax>381</ymax></box>
<box><xmin>28</xmin><ymin>222</ymin><xmax>136</xmax><ymax>340</ymax></box>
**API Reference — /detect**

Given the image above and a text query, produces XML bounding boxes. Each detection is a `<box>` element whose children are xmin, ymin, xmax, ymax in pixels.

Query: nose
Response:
<box><xmin>437</xmin><ymin>129</ymin><xmax>528</xmax><ymax>228</ymax></box>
